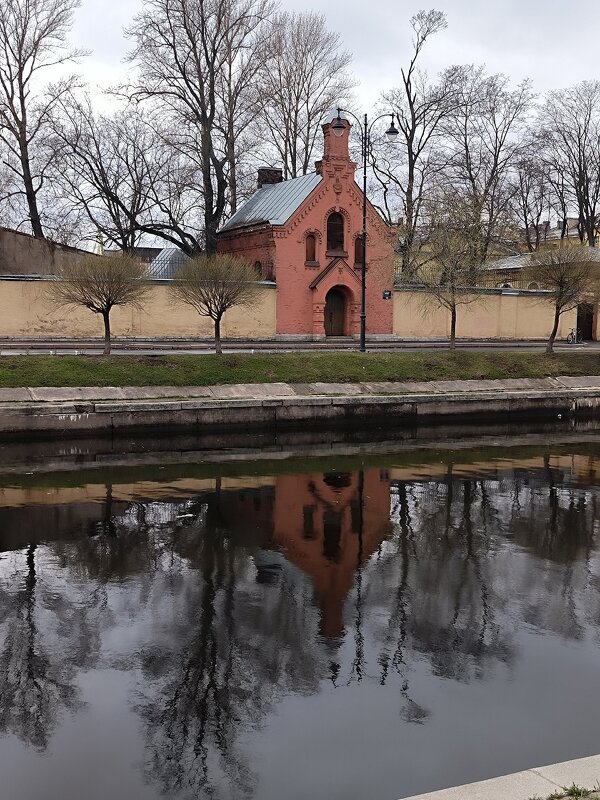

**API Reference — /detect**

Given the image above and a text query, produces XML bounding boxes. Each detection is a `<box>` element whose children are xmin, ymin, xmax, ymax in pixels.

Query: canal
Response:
<box><xmin>1</xmin><ymin>436</ymin><xmax>600</xmax><ymax>800</ymax></box>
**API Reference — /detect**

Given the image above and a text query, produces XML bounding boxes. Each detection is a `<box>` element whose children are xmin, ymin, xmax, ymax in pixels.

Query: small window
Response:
<box><xmin>528</xmin><ymin>282</ymin><xmax>539</xmax><ymax>290</ymax></box>
<box><xmin>354</xmin><ymin>236</ymin><xmax>364</xmax><ymax>265</ymax></box>
<box><xmin>327</xmin><ymin>212</ymin><xmax>344</xmax><ymax>253</ymax></box>
<box><xmin>254</xmin><ymin>260</ymin><xmax>262</xmax><ymax>278</ymax></box>
<box><xmin>305</xmin><ymin>233</ymin><xmax>316</xmax><ymax>263</ymax></box>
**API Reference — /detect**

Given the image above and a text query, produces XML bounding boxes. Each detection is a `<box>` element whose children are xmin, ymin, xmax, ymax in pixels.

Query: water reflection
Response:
<box><xmin>0</xmin><ymin>542</ymin><xmax>102</xmax><ymax>750</ymax></box>
<box><xmin>1</xmin><ymin>449</ymin><xmax>600</xmax><ymax>799</ymax></box>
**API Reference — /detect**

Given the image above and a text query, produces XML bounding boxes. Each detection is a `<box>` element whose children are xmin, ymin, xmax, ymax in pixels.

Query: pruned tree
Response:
<box><xmin>541</xmin><ymin>81</ymin><xmax>600</xmax><ymax>247</ymax></box>
<box><xmin>125</xmin><ymin>0</ymin><xmax>273</xmax><ymax>253</ymax></box>
<box><xmin>49</xmin><ymin>253</ymin><xmax>149</xmax><ymax>354</ymax></box>
<box><xmin>415</xmin><ymin>194</ymin><xmax>487</xmax><ymax>349</ymax></box>
<box><xmin>532</xmin><ymin>245</ymin><xmax>599</xmax><ymax>353</ymax></box>
<box><xmin>372</xmin><ymin>9</ymin><xmax>453</xmax><ymax>276</ymax></box>
<box><xmin>256</xmin><ymin>10</ymin><xmax>355</xmax><ymax>180</ymax></box>
<box><xmin>170</xmin><ymin>254</ymin><xmax>260</xmax><ymax>353</ymax></box>
<box><xmin>0</xmin><ymin>0</ymin><xmax>85</xmax><ymax>238</ymax></box>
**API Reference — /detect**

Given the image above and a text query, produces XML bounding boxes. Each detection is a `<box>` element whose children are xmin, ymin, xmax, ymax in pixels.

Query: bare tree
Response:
<box><xmin>532</xmin><ymin>245</ymin><xmax>599</xmax><ymax>353</ymax></box>
<box><xmin>217</xmin><ymin>2</ymin><xmax>274</xmax><ymax>213</ymax></box>
<box><xmin>125</xmin><ymin>0</ymin><xmax>273</xmax><ymax>253</ymax></box>
<box><xmin>541</xmin><ymin>81</ymin><xmax>600</xmax><ymax>247</ymax></box>
<box><xmin>170</xmin><ymin>254</ymin><xmax>260</xmax><ymax>353</ymax></box>
<box><xmin>256</xmin><ymin>11</ymin><xmax>355</xmax><ymax>180</ymax></box>
<box><xmin>441</xmin><ymin>67</ymin><xmax>533</xmax><ymax>265</ymax></box>
<box><xmin>0</xmin><ymin>0</ymin><xmax>85</xmax><ymax>238</ymax></box>
<box><xmin>415</xmin><ymin>194</ymin><xmax>487</xmax><ymax>349</ymax></box>
<box><xmin>372</xmin><ymin>10</ymin><xmax>453</xmax><ymax>276</ymax></box>
<box><xmin>51</xmin><ymin>97</ymin><xmax>158</xmax><ymax>252</ymax></box>
<box><xmin>49</xmin><ymin>253</ymin><xmax>149</xmax><ymax>354</ymax></box>
<box><xmin>510</xmin><ymin>143</ymin><xmax>552</xmax><ymax>252</ymax></box>
<box><xmin>546</xmin><ymin>160</ymin><xmax>572</xmax><ymax>242</ymax></box>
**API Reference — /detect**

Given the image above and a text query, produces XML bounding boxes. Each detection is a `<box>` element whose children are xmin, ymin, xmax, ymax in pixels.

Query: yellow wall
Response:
<box><xmin>393</xmin><ymin>289</ymin><xmax>578</xmax><ymax>339</ymax></box>
<box><xmin>0</xmin><ymin>280</ymin><xmax>277</xmax><ymax>338</ymax></box>
<box><xmin>0</xmin><ymin>278</ymin><xmax>584</xmax><ymax>341</ymax></box>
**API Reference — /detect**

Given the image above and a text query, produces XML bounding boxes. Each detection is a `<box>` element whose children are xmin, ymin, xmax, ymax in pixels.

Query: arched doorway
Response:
<box><xmin>324</xmin><ymin>287</ymin><xmax>346</xmax><ymax>336</ymax></box>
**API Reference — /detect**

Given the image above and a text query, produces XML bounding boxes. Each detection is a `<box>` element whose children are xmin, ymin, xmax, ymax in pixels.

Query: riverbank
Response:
<box><xmin>2</xmin><ymin>375</ymin><xmax>600</xmax><ymax>437</ymax></box>
<box><xmin>0</xmin><ymin>350</ymin><xmax>598</xmax><ymax>387</ymax></box>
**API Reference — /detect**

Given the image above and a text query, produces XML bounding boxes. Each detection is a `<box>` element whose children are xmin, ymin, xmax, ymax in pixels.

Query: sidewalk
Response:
<box><xmin>1</xmin><ymin>374</ymin><xmax>600</xmax><ymax>404</ymax></box>
<box><xmin>0</xmin><ymin>335</ymin><xmax>597</xmax><ymax>355</ymax></box>
<box><xmin>401</xmin><ymin>754</ymin><xmax>600</xmax><ymax>799</ymax></box>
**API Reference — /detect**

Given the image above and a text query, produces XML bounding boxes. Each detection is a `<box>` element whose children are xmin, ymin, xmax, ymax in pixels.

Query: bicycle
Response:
<box><xmin>566</xmin><ymin>327</ymin><xmax>583</xmax><ymax>344</ymax></box>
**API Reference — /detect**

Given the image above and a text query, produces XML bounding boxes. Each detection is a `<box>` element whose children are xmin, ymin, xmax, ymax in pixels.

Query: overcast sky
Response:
<box><xmin>70</xmin><ymin>0</ymin><xmax>599</xmax><ymax>106</ymax></box>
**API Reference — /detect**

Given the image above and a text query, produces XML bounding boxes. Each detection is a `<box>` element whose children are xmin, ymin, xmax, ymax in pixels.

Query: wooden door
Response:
<box><xmin>324</xmin><ymin>288</ymin><xmax>345</xmax><ymax>336</ymax></box>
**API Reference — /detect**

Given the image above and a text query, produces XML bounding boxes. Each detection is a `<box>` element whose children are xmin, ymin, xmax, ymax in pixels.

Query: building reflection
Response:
<box><xmin>1</xmin><ymin>452</ymin><xmax>600</xmax><ymax>798</ymax></box>
<box><xmin>271</xmin><ymin>469</ymin><xmax>392</xmax><ymax>637</ymax></box>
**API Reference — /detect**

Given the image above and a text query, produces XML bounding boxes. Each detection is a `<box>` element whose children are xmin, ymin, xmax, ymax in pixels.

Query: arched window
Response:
<box><xmin>254</xmin><ymin>260</ymin><xmax>262</xmax><ymax>278</ymax></box>
<box><xmin>354</xmin><ymin>236</ymin><xmax>364</xmax><ymax>265</ymax></box>
<box><xmin>528</xmin><ymin>281</ymin><xmax>539</xmax><ymax>290</ymax></box>
<box><xmin>305</xmin><ymin>233</ymin><xmax>316</xmax><ymax>263</ymax></box>
<box><xmin>327</xmin><ymin>212</ymin><xmax>345</xmax><ymax>253</ymax></box>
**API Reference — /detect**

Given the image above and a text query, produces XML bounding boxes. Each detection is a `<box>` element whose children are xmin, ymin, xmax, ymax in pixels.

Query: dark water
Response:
<box><xmin>2</xmin><ymin>443</ymin><xmax>600</xmax><ymax>800</ymax></box>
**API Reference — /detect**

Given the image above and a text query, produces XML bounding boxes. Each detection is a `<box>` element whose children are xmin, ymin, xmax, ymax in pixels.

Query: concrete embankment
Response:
<box><xmin>1</xmin><ymin>376</ymin><xmax>600</xmax><ymax>438</ymax></box>
<box><xmin>400</xmin><ymin>753</ymin><xmax>600</xmax><ymax>799</ymax></box>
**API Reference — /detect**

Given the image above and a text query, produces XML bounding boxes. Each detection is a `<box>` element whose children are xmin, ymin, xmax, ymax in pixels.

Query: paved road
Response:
<box><xmin>0</xmin><ymin>337</ymin><xmax>597</xmax><ymax>355</ymax></box>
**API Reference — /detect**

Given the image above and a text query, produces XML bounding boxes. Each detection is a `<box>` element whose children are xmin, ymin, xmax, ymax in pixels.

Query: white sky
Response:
<box><xmin>69</xmin><ymin>0</ymin><xmax>600</xmax><ymax>107</ymax></box>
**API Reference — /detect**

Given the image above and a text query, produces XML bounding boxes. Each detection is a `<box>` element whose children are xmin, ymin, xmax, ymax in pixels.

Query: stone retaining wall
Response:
<box><xmin>1</xmin><ymin>380</ymin><xmax>600</xmax><ymax>438</ymax></box>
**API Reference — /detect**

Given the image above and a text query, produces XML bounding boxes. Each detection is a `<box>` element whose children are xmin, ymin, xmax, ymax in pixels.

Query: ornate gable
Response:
<box><xmin>308</xmin><ymin>257</ymin><xmax>360</xmax><ymax>290</ymax></box>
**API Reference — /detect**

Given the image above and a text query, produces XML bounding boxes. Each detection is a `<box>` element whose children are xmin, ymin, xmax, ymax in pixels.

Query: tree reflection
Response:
<box><xmin>135</xmin><ymin>518</ymin><xmax>323</xmax><ymax>799</ymax></box>
<box><xmin>0</xmin><ymin>543</ymin><xmax>101</xmax><ymax>749</ymax></box>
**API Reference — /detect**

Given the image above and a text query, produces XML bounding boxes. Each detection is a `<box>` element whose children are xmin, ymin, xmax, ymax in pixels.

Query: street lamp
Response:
<box><xmin>331</xmin><ymin>108</ymin><xmax>398</xmax><ymax>352</ymax></box>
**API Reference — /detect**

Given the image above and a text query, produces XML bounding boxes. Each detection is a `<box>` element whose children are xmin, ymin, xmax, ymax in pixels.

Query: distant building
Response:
<box><xmin>521</xmin><ymin>217</ymin><xmax>600</xmax><ymax>250</ymax></box>
<box><xmin>0</xmin><ymin>225</ymin><xmax>91</xmax><ymax>276</ymax></box>
<box><xmin>130</xmin><ymin>246</ymin><xmax>163</xmax><ymax>267</ymax></box>
<box><xmin>146</xmin><ymin>247</ymin><xmax>190</xmax><ymax>279</ymax></box>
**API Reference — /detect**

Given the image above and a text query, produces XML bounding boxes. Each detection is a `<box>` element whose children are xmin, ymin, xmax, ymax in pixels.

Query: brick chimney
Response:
<box><xmin>315</xmin><ymin>116</ymin><xmax>355</xmax><ymax>175</ymax></box>
<box><xmin>257</xmin><ymin>168</ymin><xmax>283</xmax><ymax>189</ymax></box>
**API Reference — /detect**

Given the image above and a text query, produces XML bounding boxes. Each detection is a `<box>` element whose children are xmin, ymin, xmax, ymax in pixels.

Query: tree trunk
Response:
<box><xmin>205</xmin><ymin>219</ymin><xmax>218</xmax><ymax>255</ymax></box>
<box><xmin>546</xmin><ymin>306</ymin><xmax>561</xmax><ymax>354</ymax></box>
<box><xmin>449</xmin><ymin>305</ymin><xmax>457</xmax><ymax>350</ymax></box>
<box><xmin>214</xmin><ymin>316</ymin><xmax>222</xmax><ymax>355</ymax></box>
<box><xmin>102</xmin><ymin>310</ymin><xmax>111</xmax><ymax>355</ymax></box>
<box><xmin>20</xmin><ymin>134</ymin><xmax>44</xmax><ymax>239</ymax></box>
<box><xmin>589</xmin><ymin>224</ymin><xmax>597</xmax><ymax>248</ymax></box>
<box><xmin>227</xmin><ymin>124</ymin><xmax>237</xmax><ymax>214</ymax></box>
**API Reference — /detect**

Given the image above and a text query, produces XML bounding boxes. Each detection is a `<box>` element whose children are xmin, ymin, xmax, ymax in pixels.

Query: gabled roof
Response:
<box><xmin>219</xmin><ymin>172</ymin><xmax>322</xmax><ymax>233</ymax></box>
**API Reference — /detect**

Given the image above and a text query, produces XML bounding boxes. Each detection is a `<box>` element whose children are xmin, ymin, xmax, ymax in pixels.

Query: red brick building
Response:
<box><xmin>217</xmin><ymin>117</ymin><xmax>395</xmax><ymax>338</ymax></box>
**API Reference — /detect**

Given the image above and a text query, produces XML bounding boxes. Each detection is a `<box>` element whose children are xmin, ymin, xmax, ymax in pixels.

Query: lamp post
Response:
<box><xmin>331</xmin><ymin>108</ymin><xmax>398</xmax><ymax>351</ymax></box>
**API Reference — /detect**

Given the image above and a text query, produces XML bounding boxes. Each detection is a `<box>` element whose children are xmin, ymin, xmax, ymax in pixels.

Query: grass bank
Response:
<box><xmin>0</xmin><ymin>350</ymin><xmax>598</xmax><ymax>387</ymax></box>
